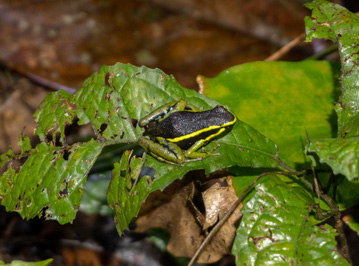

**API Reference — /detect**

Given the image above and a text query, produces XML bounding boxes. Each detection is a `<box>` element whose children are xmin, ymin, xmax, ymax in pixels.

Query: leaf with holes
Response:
<box><xmin>0</xmin><ymin>140</ymin><xmax>103</xmax><ymax>224</ymax></box>
<box><xmin>304</xmin><ymin>1</ymin><xmax>359</xmax><ymax>182</ymax></box>
<box><xmin>305</xmin><ymin>0</ymin><xmax>359</xmax><ymax>129</ymax></box>
<box><xmin>232</xmin><ymin>175</ymin><xmax>349</xmax><ymax>265</ymax></box>
<box><xmin>107</xmin><ymin>150</ymin><xmax>153</xmax><ymax>235</ymax></box>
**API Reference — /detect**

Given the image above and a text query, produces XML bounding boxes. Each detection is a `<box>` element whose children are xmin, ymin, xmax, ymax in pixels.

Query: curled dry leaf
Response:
<box><xmin>202</xmin><ymin>180</ymin><xmax>243</xmax><ymax>230</ymax></box>
<box><xmin>135</xmin><ymin>177</ymin><xmax>242</xmax><ymax>263</ymax></box>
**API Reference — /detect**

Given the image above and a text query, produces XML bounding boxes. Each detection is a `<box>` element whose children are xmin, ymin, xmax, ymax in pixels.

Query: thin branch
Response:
<box><xmin>187</xmin><ymin>170</ymin><xmax>307</xmax><ymax>266</ymax></box>
<box><xmin>0</xmin><ymin>61</ymin><xmax>76</xmax><ymax>94</ymax></box>
<box><xmin>264</xmin><ymin>33</ymin><xmax>306</xmax><ymax>61</ymax></box>
<box><xmin>24</xmin><ymin>72</ymin><xmax>76</xmax><ymax>94</ymax></box>
<box><xmin>312</xmin><ymin>169</ymin><xmax>321</xmax><ymax>205</ymax></box>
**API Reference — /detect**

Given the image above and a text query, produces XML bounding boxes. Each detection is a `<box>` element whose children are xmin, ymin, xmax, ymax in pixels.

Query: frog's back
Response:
<box><xmin>145</xmin><ymin>105</ymin><xmax>235</xmax><ymax>149</ymax></box>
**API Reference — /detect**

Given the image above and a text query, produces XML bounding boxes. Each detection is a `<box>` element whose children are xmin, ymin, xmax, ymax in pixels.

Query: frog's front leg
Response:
<box><xmin>184</xmin><ymin>128</ymin><xmax>225</xmax><ymax>160</ymax></box>
<box><xmin>138</xmin><ymin>136</ymin><xmax>185</xmax><ymax>165</ymax></box>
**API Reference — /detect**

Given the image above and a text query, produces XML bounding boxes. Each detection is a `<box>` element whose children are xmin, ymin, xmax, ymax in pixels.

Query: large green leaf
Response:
<box><xmin>199</xmin><ymin>61</ymin><xmax>341</xmax><ymax>168</ymax></box>
<box><xmin>232</xmin><ymin>175</ymin><xmax>349</xmax><ymax>265</ymax></box>
<box><xmin>305</xmin><ymin>0</ymin><xmax>359</xmax><ymax>129</ymax></box>
<box><xmin>1</xmin><ymin>63</ymin><xmax>283</xmax><ymax>224</ymax></box>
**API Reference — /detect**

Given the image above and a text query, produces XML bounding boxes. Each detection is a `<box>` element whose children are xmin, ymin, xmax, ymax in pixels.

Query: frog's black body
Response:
<box><xmin>144</xmin><ymin>105</ymin><xmax>235</xmax><ymax>149</ymax></box>
<box><xmin>138</xmin><ymin>99</ymin><xmax>236</xmax><ymax>165</ymax></box>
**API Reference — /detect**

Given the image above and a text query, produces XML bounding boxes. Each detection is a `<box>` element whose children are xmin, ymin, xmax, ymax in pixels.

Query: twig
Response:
<box><xmin>0</xmin><ymin>61</ymin><xmax>76</xmax><ymax>94</ymax></box>
<box><xmin>23</xmin><ymin>72</ymin><xmax>76</xmax><ymax>94</ymax></box>
<box><xmin>264</xmin><ymin>33</ymin><xmax>306</xmax><ymax>61</ymax></box>
<box><xmin>311</xmin><ymin>172</ymin><xmax>352</xmax><ymax>264</ymax></box>
<box><xmin>312</xmin><ymin>169</ymin><xmax>321</xmax><ymax>205</ymax></box>
<box><xmin>187</xmin><ymin>170</ymin><xmax>306</xmax><ymax>266</ymax></box>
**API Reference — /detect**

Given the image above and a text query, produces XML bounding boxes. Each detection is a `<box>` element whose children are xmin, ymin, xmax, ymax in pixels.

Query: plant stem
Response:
<box><xmin>312</xmin><ymin>171</ymin><xmax>352</xmax><ymax>264</ymax></box>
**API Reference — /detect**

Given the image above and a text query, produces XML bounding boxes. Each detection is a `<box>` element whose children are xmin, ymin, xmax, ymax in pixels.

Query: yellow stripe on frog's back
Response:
<box><xmin>166</xmin><ymin>115</ymin><xmax>236</xmax><ymax>143</ymax></box>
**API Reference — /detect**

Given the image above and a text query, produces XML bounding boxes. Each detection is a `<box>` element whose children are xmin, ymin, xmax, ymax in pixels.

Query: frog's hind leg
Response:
<box><xmin>184</xmin><ymin>128</ymin><xmax>226</xmax><ymax>160</ymax></box>
<box><xmin>185</xmin><ymin>103</ymin><xmax>202</xmax><ymax>112</ymax></box>
<box><xmin>138</xmin><ymin>136</ymin><xmax>185</xmax><ymax>165</ymax></box>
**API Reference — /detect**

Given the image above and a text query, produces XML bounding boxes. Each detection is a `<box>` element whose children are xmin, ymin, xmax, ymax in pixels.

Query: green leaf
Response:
<box><xmin>107</xmin><ymin>150</ymin><xmax>153</xmax><ymax>235</ymax></box>
<box><xmin>305</xmin><ymin>0</ymin><xmax>359</xmax><ymax>129</ymax></box>
<box><xmin>18</xmin><ymin>134</ymin><xmax>32</xmax><ymax>155</ymax></box>
<box><xmin>232</xmin><ymin>175</ymin><xmax>349</xmax><ymax>265</ymax></box>
<box><xmin>34</xmin><ymin>90</ymin><xmax>75</xmax><ymax>143</ymax></box>
<box><xmin>199</xmin><ymin>60</ymin><xmax>341</xmax><ymax>168</ymax></box>
<box><xmin>338</xmin><ymin>113</ymin><xmax>359</xmax><ymax>138</ymax></box>
<box><xmin>0</xmin><ymin>134</ymin><xmax>31</xmax><ymax>168</ymax></box>
<box><xmin>0</xmin><ymin>259</ymin><xmax>53</xmax><ymax>266</ymax></box>
<box><xmin>0</xmin><ymin>140</ymin><xmax>103</xmax><ymax>224</ymax></box>
<box><xmin>308</xmin><ymin>137</ymin><xmax>359</xmax><ymax>181</ymax></box>
<box><xmin>0</xmin><ymin>149</ymin><xmax>15</xmax><ymax>168</ymax></box>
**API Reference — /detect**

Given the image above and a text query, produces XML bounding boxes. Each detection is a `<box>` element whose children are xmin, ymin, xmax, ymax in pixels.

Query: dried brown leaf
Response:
<box><xmin>135</xmin><ymin>177</ymin><xmax>242</xmax><ymax>263</ymax></box>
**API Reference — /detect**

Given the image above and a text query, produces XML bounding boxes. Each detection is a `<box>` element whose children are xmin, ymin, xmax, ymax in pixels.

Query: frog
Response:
<box><xmin>138</xmin><ymin>99</ymin><xmax>237</xmax><ymax>165</ymax></box>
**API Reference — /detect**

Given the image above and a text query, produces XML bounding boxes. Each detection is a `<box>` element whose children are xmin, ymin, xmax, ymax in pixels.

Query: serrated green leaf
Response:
<box><xmin>232</xmin><ymin>175</ymin><xmax>349</xmax><ymax>265</ymax></box>
<box><xmin>107</xmin><ymin>150</ymin><xmax>153</xmax><ymax>235</ymax></box>
<box><xmin>34</xmin><ymin>89</ymin><xmax>74</xmax><ymax>143</ymax></box>
<box><xmin>305</xmin><ymin>0</ymin><xmax>359</xmax><ymax>129</ymax></box>
<box><xmin>0</xmin><ymin>149</ymin><xmax>15</xmax><ymax>168</ymax></box>
<box><xmin>18</xmin><ymin>134</ymin><xmax>31</xmax><ymax>155</ymax></box>
<box><xmin>200</xmin><ymin>61</ymin><xmax>340</xmax><ymax>168</ymax></box>
<box><xmin>0</xmin><ymin>140</ymin><xmax>103</xmax><ymax>224</ymax></box>
<box><xmin>308</xmin><ymin>137</ymin><xmax>359</xmax><ymax>181</ymax></box>
<box><xmin>1</xmin><ymin>63</ymin><xmax>285</xmax><ymax>225</ymax></box>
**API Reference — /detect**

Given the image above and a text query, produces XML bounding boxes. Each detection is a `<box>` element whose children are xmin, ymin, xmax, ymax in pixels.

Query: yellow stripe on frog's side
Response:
<box><xmin>166</xmin><ymin>107</ymin><xmax>237</xmax><ymax>143</ymax></box>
